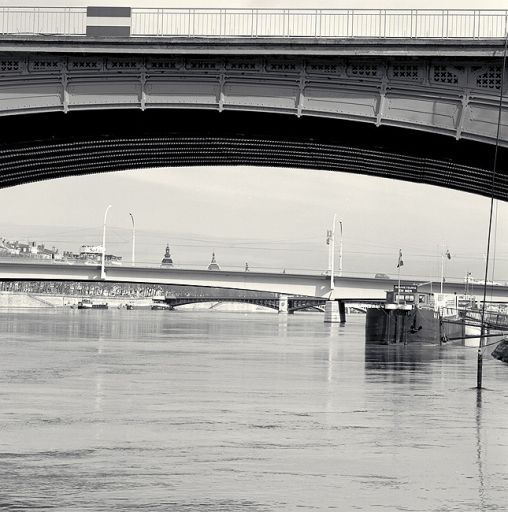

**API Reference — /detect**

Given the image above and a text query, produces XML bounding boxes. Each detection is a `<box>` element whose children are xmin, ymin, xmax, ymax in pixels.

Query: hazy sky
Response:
<box><xmin>0</xmin><ymin>0</ymin><xmax>507</xmax><ymax>283</ymax></box>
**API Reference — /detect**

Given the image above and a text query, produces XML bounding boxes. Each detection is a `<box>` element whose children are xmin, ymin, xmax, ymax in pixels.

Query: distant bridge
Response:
<box><xmin>163</xmin><ymin>296</ymin><xmax>372</xmax><ymax>313</ymax></box>
<box><xmin>163</xmin><ymin>296</ymin><xmax>326</xmax><ymax>313</ymax></box>
<box><xmin>1</xmin><ymin>260</ymin><xmax>508</xmax><ymax>303</ymax></box>
<box><xmin>0</xmin><ymin>7</ymin><xmax>505</xmax><ymax>199</ymax></box>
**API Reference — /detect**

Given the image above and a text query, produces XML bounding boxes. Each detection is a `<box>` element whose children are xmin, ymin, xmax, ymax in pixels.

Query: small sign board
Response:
<box><xmin>394</xmin><ymin>284</ymin><xmax>417</xmax><ymax>294</ymax></box>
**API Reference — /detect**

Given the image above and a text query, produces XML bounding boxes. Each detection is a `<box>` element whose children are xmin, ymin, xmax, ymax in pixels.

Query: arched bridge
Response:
<box><xmin>163</xmin><ymin>296</ymin><xmax>327</xmax><ymax>313</ymax></box>
<box><xmin>0</xmin><ymin>7</ymin><xmax>506</xmax><ymax>198</ymax></box>
<box><xmin>163</xmin><ymin>296</ymin><xmax>369</xmax><ymax>313</ymax></box>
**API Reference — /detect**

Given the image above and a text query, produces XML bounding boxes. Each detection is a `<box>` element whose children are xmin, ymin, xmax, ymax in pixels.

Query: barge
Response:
<box><xmin>77</xmin><ymin>298</ymin><xmax>108</xmax><ymax>310</ymax></box>
<box><xmin>365</xmin><ymin>285</ymin><xmax>466</xmax><ymax>345</ymax></box>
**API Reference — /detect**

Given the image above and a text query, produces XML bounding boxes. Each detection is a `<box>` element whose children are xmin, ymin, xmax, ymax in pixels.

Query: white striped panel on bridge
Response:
<box><xmin>86</xmin><ymin>7</ymin><xmax>131</xmax><ymax>37</ymax></box>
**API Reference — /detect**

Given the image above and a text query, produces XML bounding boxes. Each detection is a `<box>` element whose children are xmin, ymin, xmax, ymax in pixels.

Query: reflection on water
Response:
<box><xmin>0</xmin><ymin>310</ymin><xmax>507</xmax><ymax>511</ymax></box>
<box><xmin>476</xmin><ymin>389</ymin><xmax>486</xmax><ymax>512</ymax></box>
<box><xmin>364</xmin><ymin>343</ymin><xmax>468</xmax><ymax>371</ymax></box>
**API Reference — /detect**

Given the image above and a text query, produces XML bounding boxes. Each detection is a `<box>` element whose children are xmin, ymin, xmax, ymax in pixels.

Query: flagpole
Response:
<box><xmin>440</xmin><ymin>252</ymin><xmax>444</xmax><ymax>294</ymax></box>
<box><xmin>330</xmin><ymin>214</ymin><xmax>336</xmax><ymax>291</ymax></box>
<box><xmin>397</xmin><ymin>249</ymin><xmax>401</xmax><ymax>301</ymax></box>
<box><xmin>397</xmin><ymin>265</ymin><xmax>401</xmax><ymax>301</ymax></box>
<box><xmin>441</xmin><ymin>249</ymin><xmax>451</xmax><ymax>294</ymax></box>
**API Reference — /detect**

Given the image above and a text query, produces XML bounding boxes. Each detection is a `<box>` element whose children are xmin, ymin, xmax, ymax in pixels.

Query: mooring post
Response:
<box><xmin>477</xmin><ymin>348</ymin><xmax>483</xmax><ymax>389</ymax></box>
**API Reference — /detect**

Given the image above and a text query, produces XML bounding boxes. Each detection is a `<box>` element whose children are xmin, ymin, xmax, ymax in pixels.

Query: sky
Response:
<box><xmin>0</xmin><ymin>0</ymin><xmax>507</xmax><ymax>283</ymax></box>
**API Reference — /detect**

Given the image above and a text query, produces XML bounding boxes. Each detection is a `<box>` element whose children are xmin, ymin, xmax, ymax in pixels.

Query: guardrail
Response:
<box><xmin>131</xmin><ymin>9</ymin><xmax>508</xmax><ymax>39</ymax></box>
<box><xmin>0</xmin><ymin>7</ymin><xmax>507</xmax><ymax>39</ymax></box>
<box><xmin>0</xmin><ymin>7</ymin><xmax>86</xmax><ymax>35</ymax></box>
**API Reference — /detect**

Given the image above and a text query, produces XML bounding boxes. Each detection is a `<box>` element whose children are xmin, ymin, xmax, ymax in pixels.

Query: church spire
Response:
<box><xmin>161</xmin><ymin>243</ymin><xmax>174</xmax><ymax>267</ymax></box>
<box><xmin>208</xmin><ymin>251</ymin><xmax>220</xmax><ymax>271</ymax></box>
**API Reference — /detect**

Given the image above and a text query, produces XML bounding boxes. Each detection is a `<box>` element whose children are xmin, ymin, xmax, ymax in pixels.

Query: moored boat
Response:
<box><xmin>492</xmin><ymin>339</ymin><xmax>508</xmax><ymax>364</ymax></box>
<box><xmin>462</xmin><ymin>308</ymin><xmax>508</xmax><ymax>347</ymax></box>
<box><xmin>365</xmin><ymin>285</ymin><xmax>465</xmax><ymax>345</ymax></box>
<box><xmin>77</xmin><ymin>298</ymin><xmax>108</xmax><ymax>310</ymax></box>
<box><xmin>151</xmin><ymin>303</ymin><xmax>171</xmax><ymax>310</ymax></box>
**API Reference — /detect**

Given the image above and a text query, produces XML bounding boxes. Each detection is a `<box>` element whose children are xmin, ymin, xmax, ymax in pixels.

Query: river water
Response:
<box><xmin>0</xmin><ymin>309</ymin><xmax>507</xmax><ymax>511</ymax></box>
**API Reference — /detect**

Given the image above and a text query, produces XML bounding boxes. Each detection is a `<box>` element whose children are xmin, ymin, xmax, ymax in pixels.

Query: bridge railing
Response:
<box><xmin>0</xmin><ymin>7</ymin><xmax>86</xmax><ymax>35</ymax></box>
<box><xmin>131</xmin><ymin>9</ymin><xmax>508</xmax><ymax>39</ymax></box>
<box><xmin>0</xmin><ymin>7</ymin><xmax>507</xmax><ymax>38</ymax></box>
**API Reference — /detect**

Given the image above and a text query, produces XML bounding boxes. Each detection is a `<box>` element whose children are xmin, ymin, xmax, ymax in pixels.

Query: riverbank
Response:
<box><xmin>0</xmin><ymin>291</ymin><xmax>276</xmax><ymax>312</ymax></box>
<box><xmin>0</xmin><ymin>291</ymin><xmax>152</xmax><ymax>309</ymax></box>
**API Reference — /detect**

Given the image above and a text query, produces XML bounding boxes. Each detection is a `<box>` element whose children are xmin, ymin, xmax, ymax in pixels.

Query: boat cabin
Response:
<box><xmin>384</xmin><ymin>284</ymin><xmax>433</xmax><ymax>310</ymax></box>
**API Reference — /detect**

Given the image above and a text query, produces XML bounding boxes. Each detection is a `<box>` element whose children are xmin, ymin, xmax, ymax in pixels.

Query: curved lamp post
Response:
<box><xmin>326</xmin><ymin>214</ymin><xmax>343</xmax><ymax>290</ymax></box>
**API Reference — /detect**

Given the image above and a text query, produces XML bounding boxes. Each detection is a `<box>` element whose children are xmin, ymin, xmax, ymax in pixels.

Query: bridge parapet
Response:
<box><xmin>0</xmin><ymin>8</ymin><xmax>507</xmax><ymax>39</ymax></box>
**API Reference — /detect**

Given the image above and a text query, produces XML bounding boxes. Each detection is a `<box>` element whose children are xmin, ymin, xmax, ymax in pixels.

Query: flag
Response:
<box><xmin>445</xmin><ymin>249</ymin><xmax>451</xmax><ymax>260</ymax></box>
<box><xmin>397</xmin><ymin>249</ymin><xmax>404</xmax><ymax>268</ymax></box>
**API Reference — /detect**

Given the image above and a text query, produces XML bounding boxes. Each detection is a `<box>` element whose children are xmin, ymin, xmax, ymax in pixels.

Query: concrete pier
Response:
<box><xmin>278</xmin><ymin>294</ymin><xmax>288</xmax><ymax>314</ymax></box>
<box><xmin>324</xmin><ymin>300</ymin><xmax>340</xmax><ymax>323</ymax></box>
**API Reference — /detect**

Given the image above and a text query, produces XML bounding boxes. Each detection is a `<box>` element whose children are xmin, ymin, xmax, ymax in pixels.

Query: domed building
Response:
<box><xmin>161</xmin><ymin>244</ymin><xmax>174</xmax><ymax>268</ymax></box>
<box><xmin>207</xmin><ymin>252</ymin><xmax>220</xmax><ymax>271</ymax></box>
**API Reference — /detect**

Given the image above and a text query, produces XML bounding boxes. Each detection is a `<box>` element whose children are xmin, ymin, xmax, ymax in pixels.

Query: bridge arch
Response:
<box><xmin>0</xmin><ymin>108</ymin><xmax>507</xmax><ymax>201</ymax></box>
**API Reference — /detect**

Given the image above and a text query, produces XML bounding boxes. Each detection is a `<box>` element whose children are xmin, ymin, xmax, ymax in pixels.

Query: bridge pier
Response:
<box><xmin>278</xmin><ymin>294</ymin><xmax>288</xmax><ymax>314</ymax></box>
<box><xmin>339</xmin><ymin>300</ymin><xmax>346</xmax><ymax>324</ymax></box>
<box><xmin>324</xmin><ymin>300</ymin><xmax>347</xmax><ymax>323</ymax></box>
<box><xmin>324</xmin><ymin>300</ymin><xmax>339</xmax><ymax>323</ymax></box>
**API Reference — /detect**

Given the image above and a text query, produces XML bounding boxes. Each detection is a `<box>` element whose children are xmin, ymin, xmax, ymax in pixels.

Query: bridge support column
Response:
<box><xmin>324</xmin><ymin>300</ymin><xmax>340</xmax><ymax>323</ymax></box>
<box><xmin>338</xmin><ymin>300</ymin><xmax>346</xmax><ymax>324</ymax></box>
<box><xmin>278</xmin><ymin>294</ymin><xmax>288</xmax><ymax>314</ymax></box>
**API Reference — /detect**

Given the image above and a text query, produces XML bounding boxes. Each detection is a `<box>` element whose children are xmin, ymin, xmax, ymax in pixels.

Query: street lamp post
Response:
<box><xmin>129</xmin><ymin>212</ymin><xmax>135</xmax><ymax>266</ymax></box>
<box><xmin>326</xmin><ymin>214</ymin><xmax>336</xmax><ymax>290</ymax></box>
<box><xmin>338</xmin><ymin>220</ymin><xmax>343</xmax><ymax>277</ymax></box>
<box><xmin>100</xmin><ymin>205</ymin><xmax>112</xmax><ymax>280</ymax></box>
<box><xmin>326</xmin><ymin>214</ymin><xmax>343</xmax><ymax>290</ymax></box>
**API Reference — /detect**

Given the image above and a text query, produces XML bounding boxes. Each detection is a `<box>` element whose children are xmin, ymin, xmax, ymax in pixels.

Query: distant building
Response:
<box><xmin>0</xmin><ymin>238</ymin><xmax>61</xmax><ymax>260</ymax></box>
<box><xmin>0</xmin><ymin>238</ymin><xmax>19</xmax><ymax>255</ymax></box>
<box><xmin>63</xmin><ymin>244</ymin><xmax>121</xmax><ymax>265</ymax></box>
<box><xmin>208</xmin><ymin>252</ymin><xmax>220</xmax><ymax>271</ymax></box>
<box><xmin>161</xmin><ymin>244</ymin><xmax>174</xmax><ymax>267</ymax></box>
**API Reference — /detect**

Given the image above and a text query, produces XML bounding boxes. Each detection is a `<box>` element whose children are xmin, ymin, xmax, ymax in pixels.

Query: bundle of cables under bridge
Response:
<box><xmin>0</xmin><ymin>137</ymin><xmax>506</xmax><ymax>201</ymax></box>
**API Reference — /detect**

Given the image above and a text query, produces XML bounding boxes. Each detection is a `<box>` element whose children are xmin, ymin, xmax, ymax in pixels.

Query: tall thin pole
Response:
<box><xmin>100</xmin><ymin>204</ymin><xmax>112</xmax><ymax>280</ymax></box>
<box><xmin>330</xmin><ymin>213</ymin><xmax>336</xmax><ymax>290</ymax></box>
<box><xmin>440</xmin><ymin>252</ymin><xmax>445</xmax><ymax>294</ymax></box>
<box><xmin>478</xmin><ymin>31</ymin><xmax>508</xmax><ymax>389</ymax></box>
<box><xmin>338</xmin><ymin>220</ymin><xmax>343</xmax><ymax>277</ymax></box>
<box><xmin>397</xmin><ymin>258</ymin><xmax>401</xmax><ymax>300</ymax></box>
<box><xmin>129</xmin><ymin>212</ymin><xmax>135</xmax><ymax>266</ymax></box>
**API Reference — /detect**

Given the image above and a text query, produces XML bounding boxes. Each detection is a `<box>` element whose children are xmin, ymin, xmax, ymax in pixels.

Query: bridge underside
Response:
<box><xmin>0</xmin><ymin>109</ymin><xmax>507</xmax><ymax>200</ymax></box>
<box><xmin>164</xmin><ymin>296</ymin><xmax>326</xmax><ymax>312</ymax></box>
